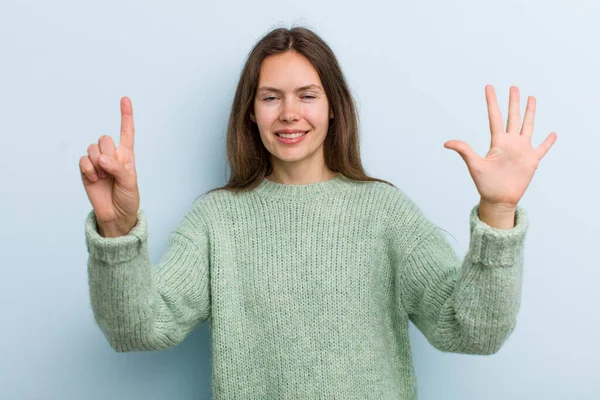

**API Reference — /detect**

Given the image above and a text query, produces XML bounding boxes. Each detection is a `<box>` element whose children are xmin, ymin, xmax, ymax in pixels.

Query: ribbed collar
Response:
<box><xmin>253</xmin><ymin>173</ymin><xmax>355</xmax><ymax>201</ymax></box>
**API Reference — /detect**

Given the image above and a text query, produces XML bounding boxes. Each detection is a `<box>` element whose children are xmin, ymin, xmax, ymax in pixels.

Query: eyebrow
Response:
<box><xmin>257</xmin><ymin>84</ymin><xmax>324</xmax><ymax>94</ymax></box>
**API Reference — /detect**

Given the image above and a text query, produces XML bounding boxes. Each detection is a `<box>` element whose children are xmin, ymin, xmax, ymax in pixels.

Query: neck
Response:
<box><xmin>255</xmin><ymin>172</ymin><xmax>352</xmax><ymax>201</ymax></box>
<box><xmin>266</xmin><ymin>166</ymin><xmax>339</xmax><ymax>185</ymax></box>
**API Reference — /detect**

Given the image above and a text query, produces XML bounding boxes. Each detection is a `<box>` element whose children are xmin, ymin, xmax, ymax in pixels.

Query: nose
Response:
<box><xmin>279</xmin><ymin>97</ymin><xmax>300</xmax><ymax>122</ymax></box>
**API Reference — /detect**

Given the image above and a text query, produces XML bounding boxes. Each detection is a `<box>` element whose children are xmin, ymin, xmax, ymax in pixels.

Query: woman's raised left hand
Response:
<box><xmin>443</xmin><ymin>85</ymin><xmax>557</xmax><ymax>208</ymax></box>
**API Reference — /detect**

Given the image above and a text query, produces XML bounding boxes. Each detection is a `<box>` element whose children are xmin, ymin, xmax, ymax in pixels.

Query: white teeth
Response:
<box><xmin>276</xmin><ymin>132</ymin><xmax>306</xmax><ymax>139</ymax></box>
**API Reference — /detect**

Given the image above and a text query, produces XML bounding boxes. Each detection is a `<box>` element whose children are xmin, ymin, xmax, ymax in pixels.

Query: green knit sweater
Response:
<box><xmin>84</xmin><ymin>173</ymin><xmax>528</xmax><ymax>399</ymax></box>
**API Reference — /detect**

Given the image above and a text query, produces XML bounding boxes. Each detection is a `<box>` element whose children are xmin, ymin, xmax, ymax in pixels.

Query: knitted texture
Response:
<box><xmin>84</xmin><ymin>173</ymin><xmax>528</xmax><ymax>399</ymax></box>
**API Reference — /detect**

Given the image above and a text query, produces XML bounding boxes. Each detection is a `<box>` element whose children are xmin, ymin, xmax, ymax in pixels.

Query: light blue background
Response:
<box><xmin>1</xmin><ymin>0</ymin><xmax>598</xmax><ymax>399</ymax></box>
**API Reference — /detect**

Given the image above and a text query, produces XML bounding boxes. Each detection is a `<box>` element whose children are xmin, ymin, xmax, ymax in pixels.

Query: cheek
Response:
<box><xmin>255</xmin><ymin>113</ymin><xmax>277</xmax><ymax>142</ymax></box>
<box><xmin>305</xmin><ymin>108</ymin><xmax>330</xmax><ymax>132</ymax></box>
<box><xmin>255</xmin><ymin>108</ymin><xmax>278</xmax><ymax>129</ymax></box>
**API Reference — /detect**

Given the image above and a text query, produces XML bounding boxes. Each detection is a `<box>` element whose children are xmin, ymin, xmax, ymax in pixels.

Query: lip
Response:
<box><xmin>274</xmin><ymin>130</ymin><xmax>308</xmax><ymax>144</ymax></box>
<box><xmin>275</xmin><ymin>129</ymin><xmax>309</xmax><ymax>134</ymax></box>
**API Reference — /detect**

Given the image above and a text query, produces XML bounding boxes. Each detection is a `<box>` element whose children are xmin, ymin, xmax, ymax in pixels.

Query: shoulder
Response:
<box><xmin>363</xmin><ymin>180</ymin><xmax>439</xmax><ymax>247</ymax></box>
<box><xmin>169</xmin><ymin>189</ymin><xmax>234</xmax><ymax>242</ymax></box>
<box><xmin>187</xmin><ymin>188</ymin><xmax>231</xmax><ymax>219</ymax></box>
<box><xmin>185</xmin><ymin>186</ymin><xmax>255</xmax><ymax>226</ymax></box>
<box><xmin>356</xmin><ymin>179</ymin><xmax>421</xmax><ymax>214</ymax></box>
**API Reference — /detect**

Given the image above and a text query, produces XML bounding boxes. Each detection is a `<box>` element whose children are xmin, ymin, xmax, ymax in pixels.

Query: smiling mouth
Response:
<box><xmin>274</xmin><ymin>131</ymin><xmax>309</xmax><ymax>138</ymax></box>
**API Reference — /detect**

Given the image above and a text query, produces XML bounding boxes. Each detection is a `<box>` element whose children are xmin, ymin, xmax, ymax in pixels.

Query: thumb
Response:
<box><xmin>98</xmin><ymin>154</ymin><xmax>135</xmax><ymax>185</ymax></box>
<box><xmin>443</xmin><ymin>140</ymin><xmax>479</xmax><ymax>166</ymax></box>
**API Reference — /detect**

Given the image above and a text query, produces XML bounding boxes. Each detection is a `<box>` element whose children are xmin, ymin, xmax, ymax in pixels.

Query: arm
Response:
<box><xmin>84</xmin><ymin>203</ymin><xmax>211</xmax><ymax>352</ymax></box>
<box><xmin>394</xmin><ymin>202</ymin><xmax>528</xmax><ymax>355</ymax></box>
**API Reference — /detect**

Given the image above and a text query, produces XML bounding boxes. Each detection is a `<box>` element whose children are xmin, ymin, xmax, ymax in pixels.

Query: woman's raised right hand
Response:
<box><xmin>79</xmin><ymin>97</ymin><xmax>140</xmax><ymax>237</ymax></box>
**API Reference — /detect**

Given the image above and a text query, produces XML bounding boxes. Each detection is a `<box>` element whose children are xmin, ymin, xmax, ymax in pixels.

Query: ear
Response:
<box><xmin>250</xmin><ymin>112</ymin><xmax>256</xmax><ymax>123</ymax></box>
<box><xmin>329</xmin><ymin>109</ymin><xmax>334</xmax><ymax>119</ymax></box>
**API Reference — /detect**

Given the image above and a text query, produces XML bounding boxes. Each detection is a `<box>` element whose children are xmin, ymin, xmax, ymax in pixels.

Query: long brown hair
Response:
<box><xmin>207</xmin><ymin>26</ymin><xmax>395</xmax><ymax>195</ymax></box>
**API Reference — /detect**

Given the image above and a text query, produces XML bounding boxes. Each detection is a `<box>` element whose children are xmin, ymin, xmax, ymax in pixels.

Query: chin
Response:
<box><xmin>273</xmin><ymin>154</ymin><xmax>309</xmax><ymax>163</ymax></box>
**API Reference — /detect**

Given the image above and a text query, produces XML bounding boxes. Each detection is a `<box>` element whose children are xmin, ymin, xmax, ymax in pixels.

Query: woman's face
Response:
<box><xmin>251</xmin><ymin>51</ymin><xmax>333</xmax><ymax>170</ymax></box>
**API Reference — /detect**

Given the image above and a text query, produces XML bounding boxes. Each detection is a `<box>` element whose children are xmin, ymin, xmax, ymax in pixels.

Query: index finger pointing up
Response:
<box><xmin>119</xmin><ymin>96</ymin><xmax>135</xmax><ymax>151</ymax></box>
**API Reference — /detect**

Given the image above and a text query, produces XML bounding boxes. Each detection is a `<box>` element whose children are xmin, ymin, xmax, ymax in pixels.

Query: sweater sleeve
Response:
<box><xmin>84</xmin><ymin>204</ymin><xmax>211</xmax><ymax>353</ymax></box>
<box><xmin>394</xmin><ymin>202</ymin><xmax>528</xmax><ymax>355</ymax></box>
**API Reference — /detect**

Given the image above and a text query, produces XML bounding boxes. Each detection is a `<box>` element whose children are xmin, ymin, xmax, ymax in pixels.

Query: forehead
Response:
<box><xmin>257</xmin><ymin>51</ymin><xmax>323</xmax><ymax>89</ymax></box>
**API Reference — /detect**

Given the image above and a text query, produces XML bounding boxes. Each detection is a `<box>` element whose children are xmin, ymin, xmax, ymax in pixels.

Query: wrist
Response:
<box><xmin>479</xmin><ymin>198</ymin><xmax>517</xmax><ymax>213</ymax></box>
<box><xmin>478</xmin><ymin>199</ymin><xmax>517</xmax><ymax>229</ymax></box>
<box><xmin>98</xmin><ymin>217</ymin><xmax>138</xmax><ymax>238</ymax></box>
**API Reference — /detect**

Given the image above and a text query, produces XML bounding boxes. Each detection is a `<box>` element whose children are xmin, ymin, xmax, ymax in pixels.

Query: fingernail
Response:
<box><xmin>91</xmin><ymin>173</ymin><xmax>98</xmax><ymax>181</ymax></box>
<box><xmin>99</xmin><ymin>155</ymin><xmax>109</xmax><ymax>164</ymax></box>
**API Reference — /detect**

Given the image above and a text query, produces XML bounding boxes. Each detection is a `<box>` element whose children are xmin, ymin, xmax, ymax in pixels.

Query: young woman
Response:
<box><xmin>80</xmin><ymin>27</ymin><xmax>556</xmax><ymax>399</ymax></box>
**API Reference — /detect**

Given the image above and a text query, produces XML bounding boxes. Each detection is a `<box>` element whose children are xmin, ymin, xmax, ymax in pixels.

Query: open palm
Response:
<box><xmin>444</xmin><ymin>85</ymin><xmax>557</xmax><ymax>207</ymax></box>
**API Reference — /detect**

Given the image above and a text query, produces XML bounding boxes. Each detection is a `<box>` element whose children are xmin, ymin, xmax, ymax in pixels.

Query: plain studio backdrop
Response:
<box><xmin>1</xmin><ymin>0</ymin><xmax>598</xmax><ymax>399</ymax></box>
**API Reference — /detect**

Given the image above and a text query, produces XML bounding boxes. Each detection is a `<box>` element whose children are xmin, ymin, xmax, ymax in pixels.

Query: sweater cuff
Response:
<box><xmin>467</xmin><ymin>204</ymin><xmax>528</xmax><ymax>267</ymax></box>
<box><xmin>84</xmin><ymin>209</ymin><xmax>147</xmax><ymax>264</ymax></box>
